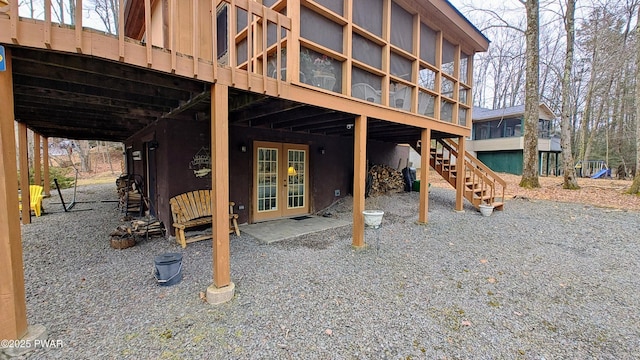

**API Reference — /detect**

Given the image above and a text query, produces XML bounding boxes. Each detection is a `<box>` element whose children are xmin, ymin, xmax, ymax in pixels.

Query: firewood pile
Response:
<box><xmin>109</xmin><ymin>217</ymin><xmax>165</xmax><ymax>249</ymax></box>
<box><xmin>116</xmin><ymin>175</ymin><xmax>145</xmax><ymax>216</ymax></box>
<box><xmin>367</xmin><ymin>164</ymin><xmax>405</xmax><ymax>196</ymax></box>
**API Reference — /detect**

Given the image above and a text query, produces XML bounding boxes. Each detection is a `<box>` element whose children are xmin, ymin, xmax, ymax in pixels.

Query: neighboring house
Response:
<box><xmin>1</xmin><ymin>0</ymin><xmax>502</xmax><ymax>338</ymax></box>
<box><xmin>467</xmin><ymin>104</ymin><xmax>561</xmax><ymax>175</ymax></box>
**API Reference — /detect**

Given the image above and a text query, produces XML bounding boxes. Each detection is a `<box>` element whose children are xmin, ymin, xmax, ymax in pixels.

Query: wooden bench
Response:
<box><xmin>169</xmin><ymin>190</ymin><xmax>240</xmax><ymax>248</ymax></box>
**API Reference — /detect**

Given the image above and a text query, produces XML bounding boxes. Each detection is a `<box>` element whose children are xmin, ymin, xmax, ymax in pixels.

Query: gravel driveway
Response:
<box><xmin>10</xmin><ymin>182</ymin><xmax>640</xmax><ymax>359</ymax></box>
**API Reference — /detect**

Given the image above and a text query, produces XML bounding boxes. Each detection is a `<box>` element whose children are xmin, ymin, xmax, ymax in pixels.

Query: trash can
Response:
<box><xmin>412</xmin><ymin>180</ymin><xmax>420</xmax><ymax>192</ymax></box>
<box><xmin>154</xmin><ymin>253</ymin><xmax>183</xmax><ymax>286</ymax></box>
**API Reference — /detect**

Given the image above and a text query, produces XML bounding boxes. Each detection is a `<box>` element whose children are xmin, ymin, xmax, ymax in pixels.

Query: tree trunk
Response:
<box><xmin>519</xmin><ymin>0</ymin><xmax>540</xmax><ymax>188</ymax></box>
<box><xmin>630</xmin><ymin>4</ymin><xmax>640</xmax><ymax>195</ymax></box>
<box><xmin>561</xmin><ymin>0</ymin><xmax>579</xmax><ymax>189</ymax></box>
<box><xmin>75</xmin><ymin>140</ymin><xmax>92</xmax><ymax>172</ymax></box>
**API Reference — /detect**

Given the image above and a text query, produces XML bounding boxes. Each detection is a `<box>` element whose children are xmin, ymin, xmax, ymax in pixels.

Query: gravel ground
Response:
<box><xmin>10</xmin><ymin>182</ymin><xmax>640</xmax><ymax>359</ymax></box>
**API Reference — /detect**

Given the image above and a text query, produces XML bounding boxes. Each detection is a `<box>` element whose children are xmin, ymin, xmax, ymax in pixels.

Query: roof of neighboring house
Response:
<box><xmin>473</xmin><ymin>104</ymin><xmax>556</xmax><ymax>121</ymax></box>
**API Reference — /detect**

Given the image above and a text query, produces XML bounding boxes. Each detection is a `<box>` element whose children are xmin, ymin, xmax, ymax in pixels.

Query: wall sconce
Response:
<box><xmin>287</xmin><ymin>166</ymin><xmax>297</xmax><ymax>176</ymax></box>
<box><xmin>148</xmin><ymin>140</ymin><xmax>159</xmax><ymax>151</ymax></box>
<box><xmin>346</xmin><ymin>124</ymin><xmax>354</xmax><ymax>130</ymax></box>
<box><xmin>240</xmin><ymin>144</ymin><xmax>247</xmax><ymax>153</ymax></box>
<box><xmin>319</xmin><ymin>147</ymin><xmax>325</xmax><ymax>155</ymax></box>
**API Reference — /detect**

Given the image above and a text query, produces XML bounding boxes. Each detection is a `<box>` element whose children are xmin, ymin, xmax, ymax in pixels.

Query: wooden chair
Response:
<box><xmin>169</xmin><ymin>190</ymin><xmax>240</xmax><ymax>248</ymax></box>
<box><xmin>19</xmin><ymin>185</ymin><xmax>44</xmax><ymax>217</ymax></box>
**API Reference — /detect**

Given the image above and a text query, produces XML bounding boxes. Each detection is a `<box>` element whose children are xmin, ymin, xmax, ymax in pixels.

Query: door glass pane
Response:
<box><xmin>287</xmin><ymin>149</ymin><xmax>305</xmax><ymax>209</ymax></box>
<box><xmin>257</xmin><ymin>147</ymin><xmax>278</xmax><ymax>212</ymax></box>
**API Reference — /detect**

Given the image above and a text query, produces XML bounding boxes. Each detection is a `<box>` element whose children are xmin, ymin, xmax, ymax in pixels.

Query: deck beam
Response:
<box><xmin>18</xmin><ymin>122</ymin><xmax>30</xmax><ymax>224</ymax></box>
<box><xmin>352</xmin><ymin>115</ymin><xmax>367</xmax><ymax>248</ymax></box>
<box><xmin>0</xmin><ymin>47</ymin><xmax>28</xmax><ymax>341</ymax></box>
<box><xmin>418</xmin><ymin>128</ymin><xmax>431</xmax><ymax>224</ymax></box>
<box><xmin>207</xmin><ymin>83</ymin><xmax>234</xmax><ymax>305</ymax></box>
<box><xmin>455</xmin><ymin>136</ymin><xmax>466</xmax><ymax>211</ymax></box>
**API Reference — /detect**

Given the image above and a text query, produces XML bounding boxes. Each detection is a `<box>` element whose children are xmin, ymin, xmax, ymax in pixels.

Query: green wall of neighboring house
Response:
<box><xmin>477</xmin><ymin>151</ymin><xmax>523</xmax><ymax>175</ymax></box>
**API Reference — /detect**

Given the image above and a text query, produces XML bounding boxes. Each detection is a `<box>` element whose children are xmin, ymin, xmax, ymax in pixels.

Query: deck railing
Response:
<box><xmin>2</xmin><ymin>0</ymin><xmax>471</xmax><ymax>131</ymax></box>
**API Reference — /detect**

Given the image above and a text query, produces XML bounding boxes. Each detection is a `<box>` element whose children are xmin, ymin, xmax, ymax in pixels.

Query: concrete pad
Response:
<box><xmin>240</xmin><ymin>215</ymin><xmax>351</xmax><ymax>244</ymax></box>
<box><xmin>206</xmin><ymin>282</ymin><xmax>235</xmax><ymax>305</ymax></box>
<box><xmin>1</xmin><ymin>324</ymin><xmax>47</xmax><ymax>359</ymax></box>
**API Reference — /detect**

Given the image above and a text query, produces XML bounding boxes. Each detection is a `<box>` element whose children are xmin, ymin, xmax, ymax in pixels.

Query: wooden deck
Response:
<box><xmin>0</xmin><ymin>0</ymin><xmax>471</xmax><ymax>143</ymax></box>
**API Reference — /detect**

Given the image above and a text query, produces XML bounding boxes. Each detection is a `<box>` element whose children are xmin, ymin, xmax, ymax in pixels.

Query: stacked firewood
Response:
<box><xmin>131</xmin><ymin>218</ymin><xmax>164</xmax><ymax>237</ymax></box>
<box><xmin>116</xmin><ymin>176</ymin><xmax>145</xmax><ymax>216</ymax></box>
<box><xmin>111</xmin><ymin>218</ymin><xmax>164</xmax><ymax>238</ymax></box>
<box><xmin>109</xmin><ymin>218</ymin><xmax>165</xmax><ymax>249</ymax></box>
<box><xmin>367</xmin><ymin>164</ymin><xmax>405</xmax><ymax>196</ymax></box>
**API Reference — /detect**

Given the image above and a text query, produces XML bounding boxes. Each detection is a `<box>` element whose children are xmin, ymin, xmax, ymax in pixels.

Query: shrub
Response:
<box><xmin>49</xmin><ymin>167</ymin><xmax>75</xmax><ymax>189</ymax></box>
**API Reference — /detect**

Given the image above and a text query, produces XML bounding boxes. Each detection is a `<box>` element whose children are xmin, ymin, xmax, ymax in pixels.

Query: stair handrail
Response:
<box><xmin>443</xmin><ymin>138</ymin><xmax>506</xmax><ymax>205</ymax></box>
<box><xmin>465</xmin><ymin>159</ymin><xmax>496</xmax><ymax>205</ymax></box>
<box><xmin>443</xmin><ymin>138</ymin><xmax>506</xmax><ymax>188</ymax></box>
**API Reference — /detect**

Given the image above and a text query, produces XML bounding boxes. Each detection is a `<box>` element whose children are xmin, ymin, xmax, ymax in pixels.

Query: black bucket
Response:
<box><xmin>154</xmin><ymin>253</ymin><xmax>183</xmax><ymax>286</ymax></box>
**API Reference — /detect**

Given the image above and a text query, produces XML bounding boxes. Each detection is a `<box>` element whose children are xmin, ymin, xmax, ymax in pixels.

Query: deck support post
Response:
<box><xmin>418</xmin><ymin>128</ymin><xmax>431</xmax><ymax>224</ymax></box>
<box><xmin>455</xmin><ymin>136</ymin><xmax>466</xmax><ymax>211</ymax></box>
<box><xmin>18</xmin><ymin>122</ymin><xmax>30</xmax><ymax>224</ymax></box>
<box><xmin>43</xmin><ymin>137</ymin><xmax>50</xmax><ymax>196</ymax></box>
<box><xmin>207</xmin><ymin>83</ymin><xmax>234</xmax><ymax>305</ymax></box>
<box><xmin>34</xmin><ymin>132</ymin><xmax>41</xmax><ymax>187</ymax></box>
<box><xmin>0</xmin><ymin>48</ymin><xmax>46</xmax><ymax>357</ymax></box>
<box><xmin>352</xmin><ymin>115</ymin><xmax>367</xmax><ymax>248</ymax></box>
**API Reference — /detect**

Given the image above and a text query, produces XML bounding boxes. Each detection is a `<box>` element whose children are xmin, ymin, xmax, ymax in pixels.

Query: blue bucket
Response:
<box><xmin>154</xmin><ymin>253</ymin><xmax>183</xmax><ymax>286</ymax></box>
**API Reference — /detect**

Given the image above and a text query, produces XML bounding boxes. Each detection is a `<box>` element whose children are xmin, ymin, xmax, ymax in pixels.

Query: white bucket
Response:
<box><xmin>362</xmin><ymin>210</ymin><xmax>384</xmax><ymax>228</ymax></box>
<box><xmin>479</xmin><ymin>204</ymin><xmax>494</xmax><ymax>217</ymax></box>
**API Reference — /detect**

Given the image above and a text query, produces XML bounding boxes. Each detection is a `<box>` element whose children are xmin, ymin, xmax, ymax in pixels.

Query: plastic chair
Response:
<box><xmin>19</xmin><ymin>185</ymin><xmax>44</xmax><ymax>217</ymax></box>
<box><xmin>351</xmin><ymin>83</ymin><xmax>381</xmax><ymax>104</ymax></box>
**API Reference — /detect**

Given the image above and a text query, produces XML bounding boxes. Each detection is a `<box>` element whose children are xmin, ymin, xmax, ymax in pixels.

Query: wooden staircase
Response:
<box><xmin>429</xmin><ymin>138</ymin><xmax>506</xmax><ymax>211</ymax></box>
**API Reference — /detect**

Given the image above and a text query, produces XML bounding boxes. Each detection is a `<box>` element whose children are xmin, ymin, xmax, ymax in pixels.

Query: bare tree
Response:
<box><xmin>560</xmin><ymin>0</ymin><xmax>579</xmax><ymax>189</ymax></box>
<box><xmin>86</xmin><ymin>0</ymin><xmax>119</xmax><ymax>34</ymax></box>
<box><xmin>628</xmin><ymin>4</ymin><xmax>640</xmax><ymax>194</ymax></box>
<box><xmin>519</xmin><ymin>0</ymin><xmax>541</xmax><ymax>188</ymax></box>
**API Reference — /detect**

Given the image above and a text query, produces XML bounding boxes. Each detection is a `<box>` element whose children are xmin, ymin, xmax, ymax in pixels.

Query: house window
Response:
<box><xmin>300</xmin><ymin>47</ymin><xmax>342</xmax><ymax>92</ymax></box>
<box><xmin>216</xmin><ymin>5</ymin><xmax>228</xmax><ymax>62</ymax></box>
<box><xmin>390</xmin><ymin>52</ymin><xmax>413</xmax><ymax>81</ymax></box>
<box><xmin>300</xmin><ymin>7</ymin><xmax>343</xmax><ymax>53</ymax></box>
<box><xmin>458</xmin><ymin>107</ymin><xmax>467</xmax><ymax>127</ymax></box>
<box><xmin>505</xmin><ymin>118</ymin><xmax>522</xmax><ymax>137</ymax></box>
<box><xmin>442</xmin><ymin>39</ymin><xmax>455</xmax><ymax>76</ymax></box>
<box><xmin>352</xmin><ymin>67</ymin><xmax>382</xmax><ymax>103</ymax></box>
<box><xmin>441</xmin><ymin>77</ymin><xmax>454</xmax><ymax>99</ymax></box>
<box><xmin>419</xmin><ymin>90</ymin><xmax>435</xmax><ymax>117</ymax></box>
<box><xmin>390</xmin><ymin>2</ymin><xmax>413</xmax><ymax>53</ymax></box>
<box><xmin>353</xmin><ymin>0</ymin><xmax>383</xmax><ymax>37</ymax></box>
<box><xmin>440</xmin><ymin>100</ymin><xmax>454</xmax><ymax>122</ymax></box>
<box><xmin>460</xmin><ymin>52</ymin><xmax>471</xmax><ymax>83</ymax></box>
<box><xmin>353</xmin><ymin>33</ymin><xmax>382</xmax><ymax>69</ymax></box>
<box><xmin>490</xmin><ymin>120</ymin><xmax>503</xmax><ymax>138</ymax></box>
<box><xmin>459</xmin><ymin>87</ymin><xmax>469</xmax><ymax>104</ymax></box>
<box><xmin>314</xmin><ymin>0</ymin><xmax>344</xmax><ymax>16</ymax></box>
<box><xmin>390</xmin><ymin>82</ymin><xmax>412</xmax><ymax>110</ymax></box>
<box><xmin>418</xmin><ymin>66</ymin><xmax>436</xmax><ymax>90</ymax></box>
<box><xmin>420</xmin><ymin>23</ymin><xmax>437</xmax><ymax>65</ymax></box>
<box><xmin>538</xmin><ymin>119</ymin><xmax>551</xmax><ymax>138</ymax></box>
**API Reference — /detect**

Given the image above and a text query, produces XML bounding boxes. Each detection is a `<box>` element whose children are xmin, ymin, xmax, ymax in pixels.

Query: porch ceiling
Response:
<box><xmin>227</xmin><ymin>89</ymin><xmax>449</xmax><ymax>144</ymax></box>
<box><xmin>9</xmin><ymin>46</ymin><xmax>208</xmax><ymax>142</ymax></box>
<box><xmin>8</xmin><ymin>46</ymin><xmax>444</xmax><ymax>145</ymax></box>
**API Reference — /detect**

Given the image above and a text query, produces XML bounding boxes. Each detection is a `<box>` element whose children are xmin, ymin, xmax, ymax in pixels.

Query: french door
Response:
<box><xmin>253</xmin><ymin>141</ymin><xmax>309</xmax><ymax>222</ymax></box>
